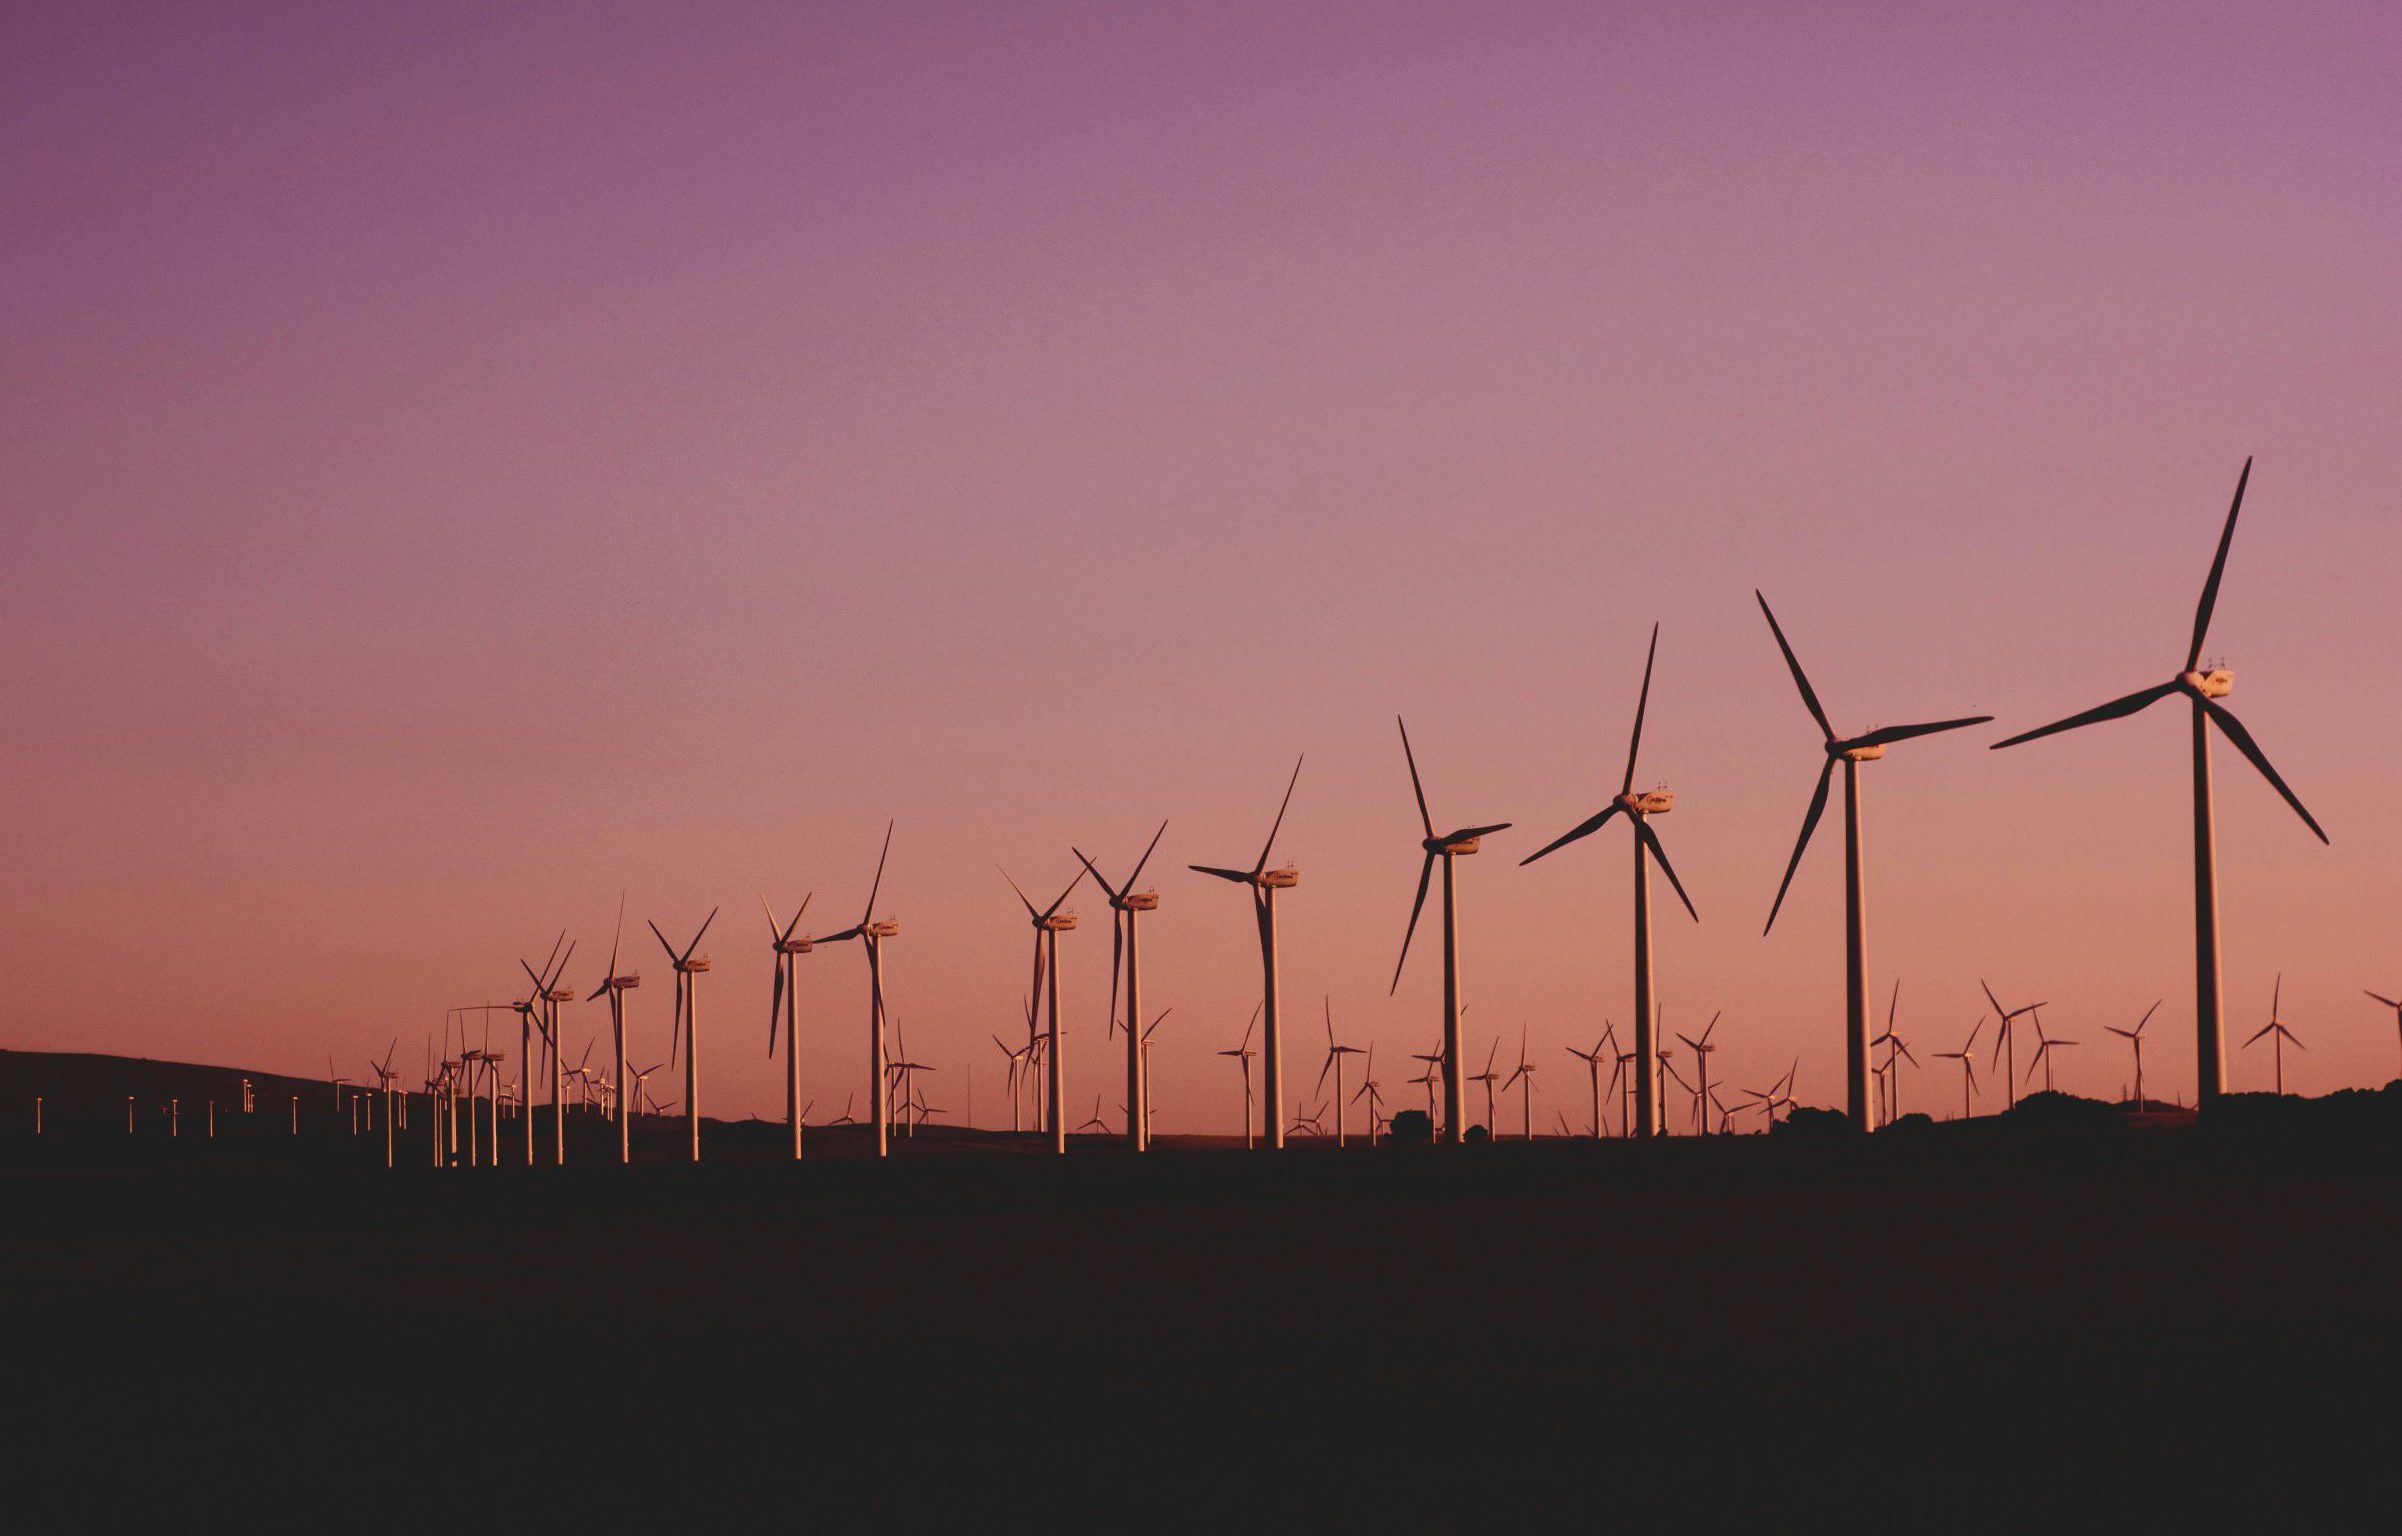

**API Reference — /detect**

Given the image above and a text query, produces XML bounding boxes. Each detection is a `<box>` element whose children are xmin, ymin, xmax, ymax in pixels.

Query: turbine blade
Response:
<box><xmin>1990</xmin><ymin>682</ymin><xmax>2177</xmax><ymax>750</ymax></box>
<box><xmin>647</xmin><ymin>920</ymin><xmax>676</xmax><ymax>961</ymax></box>
<box><xmin>998</xmin><ymin>865</ymin><xmax>1038</xmax><ymax>918</ymax></box>
<box><xmin>1848</xmin><ymin>715</ymin><xmax>1994</xmax><ymax>750</ymax></box>
<box><xmin>1453</xmin><ymin>822</ymin><xmax>1512</xmax><ymax>842</ymax></box>
<box><xmin>1389</xmin><ymin>853</ymin><xmax>1437</xmax><ymax>994</ymax></box>
<box><xmin>1396</xmin><ymin>717</ymin><xmax>1434</xmax><ymax>839</ymax></box>
<box><xmin>2201</xmin><ymin>699</ymin><xmax>2327</xmax><ymax>843</ymax></box>
<box><xmin>2187</xmin><ymin>456</ymin><xmax>2251</xmax><ymax>672</ymax></box>
<box><xmin>1071</xmin><ymin>847</ymin><xmax>1119</xmax><ymax>902</ymax></box>
<box><xmin>1633</xmin><ymin>817</ymin><xmax>1698</xmax><ymax>923</ymax></box>
<box><xmin>768</xmin><ymin>962</ymin><xmax>784</xmax><ymax>1057</ymax></box>
<box><xmin>1519</xmin><ymin>803</ymin><xmax>1622</xmax><ymax>866</ymax></box>
<box><xmin>1254</xmin><ymin>755</ymin><xmax>1304</xmax><ymax>875</ymax></box>
<box><xmin>1041</xmin><ymin>866</ymin><xmax>1086</xmax><ymax>922</ymax></box>
<box><xmin>1126</xmin><ymin>818</ymin><xmax>1168</xmax><ymax>888</ymax></box>
<box><xmin>1189</xmin><ymin>864</ymin><xmax>1253</xmax><ymax>883</ymax></box>
<box><xmin>2367</xmin><ymin>991</ymin><xmax>2401</xmax><ymax>1010</ymax></box>
<box><xmin>1622</xmin><ymin>621</ymin><xmax>1660</xmax><ymax>795</ymax></box>
<box><xmin>1756</xmin><ymin>591</ymin><xmax>1833</xmax><ymax>740</ymax></box>
<box><xmin>682</xmin><ymin>908</ymin><xmax>717</xmax><ymax>964</ymax></box>
<box><xmin>1763</xmin><ymin>760</ymin><xmax>1834</xmax><ymax>935</ymax></box>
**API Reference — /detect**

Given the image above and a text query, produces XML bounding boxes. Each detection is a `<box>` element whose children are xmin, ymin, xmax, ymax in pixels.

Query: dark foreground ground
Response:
<box><xmin>5</xmin><ymin>1086</ymin><xmax>2398</xmax><ymax>1533</ymax></box>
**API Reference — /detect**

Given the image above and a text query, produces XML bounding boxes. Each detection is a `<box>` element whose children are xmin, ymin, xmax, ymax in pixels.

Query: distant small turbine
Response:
<box><xmin>2024</xmin><ymin>1018</ymin><xmax>2078</xmax><ymax>1096</ymax></box>
<box><xmin>2105</xmin><ymin>1001</ymin><xmax>2163</xmax><ymax>1111</ymax></box>
<box><xmin>1315</xmin><ymin>997</ymin><xmax>1366</xmax><ymax>1148</ymax></box>
<box><xmin>1932</xmin><ymin>1018</ymin><xmax>1983</xmax><ymax>1121</ymax></box>
<box><xmin>2363</xmin><ymin>990</ymin><xmax>2402</xmax><ymax>1081</ymax></box>
<box><xmin>1564</xmin><ymin>1025</ymin><xmax>1616</xmax><ymax>1138</ymax></box>
<box><xmin>1674</xmin><ymin>1012</ymin><xmax>1721</xmax><ymax>1135</ymax></box>
<box><xmin>1979</xmin><ymin>980</ymin><xmax>2046</xmax><ymax>1112</ymax></box>
<box><xmin>1502</xmin><ymin>1024</ymin><xmax>1540</xmax><ymax>1141</ymax></box>
<box><xmin>2243</xmin><ymin>977</ymin><xmax>2304</xmax><ymax>1095</ymax></box>
<box><xmin>585</xmin><ymin>900</ymin><xmax>641</xmax><ymax>1165</ymax></box>
<box><xmin>1216</xmin><ymin>1004</ymin><xmax>1261</xmax><ymax>1148</ymax></box>
<box><xmin>815</xmin><ymin>822</ymin><xmax>901</xmax><ymax>1158</ymax></box>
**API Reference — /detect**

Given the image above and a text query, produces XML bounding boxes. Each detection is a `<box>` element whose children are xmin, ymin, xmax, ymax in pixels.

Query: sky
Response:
<box><xmin>5</xmin><ymin>1</ymin><xmax>2400</xmax><ymax>1130</ymax></box>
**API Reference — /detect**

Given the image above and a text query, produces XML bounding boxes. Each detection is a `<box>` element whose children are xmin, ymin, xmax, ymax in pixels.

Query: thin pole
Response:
<box><xmin>1261</xmin><ymin>888</ymin><xmax>1285</xmax><ymax>1150</ymax></box>
<box><xmin>2192</xmin><ymin>702</ymin><xmax>2226</xmax><ymax>1105</ymax></box>
<box><xmin>1125</xmin><ymin>914</ymin><xmax>1144</xmax><ymax>1152</ymax></box>
<box><xmin>1842</xmin><ymin>758</ymin><xmax>1870</xmax><ymax>1131</ymax></box>
<box><xmin>1440</xmin><ymin>854</ymin><xmax>1463</xmax><ymax>1146</ymax></box>
<box><xmin>786</xmin><ymin>957</ymin><xmax>803</xmax><ymax>1161</ymax></box>
<box><xmin>525</xmin><ymin>1012</ymin><xmax>537</xmax><ymax>1167</ymax></box>
<box><xmin>550</xmin><ymin>995</ymin><xmax>565</xmax><ymax>1166</ymax></box>
<box><xmin>1633</xmin><ymin>829</ymin><xmax>1658</xmax><ymax>1136</ymax></box>
<box><xmin>1046</xmin><ymin>928</ymin><xmax>1066</xmax><ymax>1155</ymax></box>
<box><xmin>869</xmin><ymin>939</ymin><xmax>889</xmax><ymax>1159</ymax></box>
<box><xmin>686</xmin><ymin>971</ymin><xmax>701</xmax><ymax>1163</ymax></box>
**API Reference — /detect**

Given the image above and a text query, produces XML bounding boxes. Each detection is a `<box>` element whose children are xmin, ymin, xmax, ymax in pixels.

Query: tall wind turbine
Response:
<box><xmin>649</xmin><ymin>909</ymin><xmax>718</xmax><ymax>1163</ymax></box>
<box><xmin>1191</xmin><ymin>757</ymin><xmax>1303</xmax><ymax>1150</ymax></box>
<box><xmin>1990</xmin><ymin>460</ymin><xmax>2326</xmax><ymax>1107</ymax></box>
<box><xmin>1521</xmin><ymin>624</ymin><xmax>1698</xmax><ymax>1137</ymax></box>
<box><xmin>815</xmin><ymin>823</ymin><xmax>900</xmax><ymax>1158</ymax></box>
<box><xmin>585</xmin><ymin>900</ymin><xmax>641</xmax><ymax>1165</ymax></box>
<box><xmin>2106</xmin><ymin>1001</ymin><xmax>2162</xmax><ymax>1110</ymax></box>
<box><xmin>1001</xmin><ymin>865</ymin><xmax>1085</xmax><ymax>1156</ymax></box>
<box><xmin>761</xmin><ymin>893</ymin><xmax>814</xmax><ymax>1160</ymax></box>
<box><xmin>1757</xmin><ymin>591</ymin><xmax>1992</xmax><ymax>1130</ymax></box>
<box><xmin>1388</xmin><ymin>718</ymin><xmax>1510</xmax><ymax>1146</ymax></box>
<box><xmin>2243</xmin><ymin>976</ymin><xmax>2303</xmax><ymax>1095</ymax></box>
<box><xmin>1076</xmin><ymin>820</ymin><xmax>1168</xmax><ymax>1154</ymax></box>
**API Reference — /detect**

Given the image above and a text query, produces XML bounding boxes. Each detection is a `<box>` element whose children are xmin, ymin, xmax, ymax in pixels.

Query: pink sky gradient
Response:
<box><xmin>6</xmin><ymin>2</ymin><xmax>2400</xmax><ymax>1126</ymax></box>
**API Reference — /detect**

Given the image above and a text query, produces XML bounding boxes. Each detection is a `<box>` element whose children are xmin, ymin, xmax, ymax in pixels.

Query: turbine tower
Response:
<box><xmin>761</xmin><ymin>893</ymin><xmax>814</xmax><ymax>1160</ymax></box>
<box><xmin>814</xmin><ymin>822</ymin><xmax>900</xmax><ymax>1158</ymax></box>
<box><xmin>585</xmin><ymin>899</ymin><xmax>641</xmax><ymax>1164</ymax></box>
<box><xmin>1001</xmin><ymin>864</ymin><xmax>1085</xmax><ymax>1156</ymax></box>
<box><xmin>649</xmin><ymin>909</ymin><xmax>717</xmax><ymax>1163</ymax></box>
<box><xmin>1521</xmin><ymin>624</ymin><xmax>1698</xmax><ymax>1137</ymax></box>
<box><xmin>1756</xmin><ymin>591</ymin><xmax>1992</xmax><ymax>1130</ymax></box>
<box><xmin>519</xmin><ymin>939</ymin><xmax>577</xmax><ymax>1166</ymax></box>
<box><xmin>1076</xmin><ymin>820</ymin><xmax>1168</xmax><ymax>1153</ymax></box>
<box><xmin>1387</xmin><ymin>717</ymin><xmax>1511</xmax><ymax>1147</ymax></box>
<box><xmin>1191</xmin><ymin>757</ymin><xmax>1303</xmax><ymax>1150</ymax></box>
<box><xmin>1990</xmin><ymin>460</ymin><xmax>2326</xmax><ymax>1107</ymax></box>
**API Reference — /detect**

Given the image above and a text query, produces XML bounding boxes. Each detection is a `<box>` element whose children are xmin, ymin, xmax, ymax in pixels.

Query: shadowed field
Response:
<box><xmin>3</xmin><ymin>1053</ymin><xmax>2396</xmax><ymax>1528</ymax></box>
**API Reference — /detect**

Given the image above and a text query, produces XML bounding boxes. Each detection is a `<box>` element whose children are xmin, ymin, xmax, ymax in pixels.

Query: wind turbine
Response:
<box><xmin>1351</xmin><ymin>1044</ymin><xmax>1385</xmax><ymax>1145</ymax></box>
<box><xmin>1503</xmin><ymin>1024</ymin><xmax>1539</xmax><ymax>1141</ymax></box>
<box><xmin>2366</xmin><ymin>990</ymin><xmax>2402</xmax><ymax>1082</ymax></box>
<box><xmin>1675</xmin><ymin>1012</ymin><xmax>1721</xmax><ymax>1135</ymax></box>
<box><xmin>1075</xmin><ymin>1094</ymin><xmax>1109</xmax><ymax>1136</ymax></box>
<box><xmin>1977</xmin><ymin>980</ymin><xmax>2046</xmax><ymax>1112</ymax></box>
<box><xmin>2106</xmin><ymin>1001</ymin><xmax>2163</xmax><ymax>1110</ymax></box>
<box><xmin>648</xmin><ymin>909</ymin><xmax>718</xmax><ymax>1163</ymax></box>
<box><xmin>1191</xmin><ymin>756</ymin><xmax>1303</xmax><ymax>1150</ymax></box>
<box><xmin>815</xmin><ymin>822</ymin><xmax>900</xmax><ymax>1158</ymax></box>
<box><xmin>1565</xmin><ymin>1025</ymin><xmax>1615</xmax><ymax>1138</ymax></box>
<box><xmin>2024</xmin><ymin>1018</ymin><xmax>2077</xmax><ymax>1095</ymax></box>
<box><xmin>1316</xmin><ymin>997</ymin><xmax>1366</xmax><ymax>1149</ymax></box>
<box><xmin>1137</xmin><ymin>1007</ymin><xmax>1173</xmax><ymax>1141</ymax></box>
<box><xmin>2243</xmin><ymin>977</ymin><xmax>2304</xmax><ymax>1095</ymax></box>
<box><xmin>1756</xmin><ymin>592</ymin><xmax>1991</xmax><ymax>1130</ymax></box>
<box><xmin>761</xmin><ymin>892</ymin><xmax>815</xmax><ymax>1161</ymax></box>
<box><xmin>585</xmin><ymin>900</ymin><xmax>641</xmax><ymax>1165</ymax></box>
<box><xmin>1521</xmin><ymin>624</ymin><xmax>1698</xmax><ymax>1138</ymax></box>
<box><xmin>368</xmin><ymin>1041</ymin><xmax>398</xmax><ymax>1168</ymax></box>
<box><xmin>1990</xmin><ymin>460</ymin><xmax>2327</xmax><ymax>1106</ymax></box>
<box><xmin>1001</xmin><ymin>864</ymin><xmax>1085</xmax><ymax>1156</ymax></box>
<box><xmin>1388</xmin><ymin>718</ymin><xmax>1510</xmax><ymax>1147</ymax></box>
<box><xmin>992</xmin><ymin>1028</ymin><xmax>1032</xmax><ymax>1134</ymax></box>
<box><xmin>518</xmin><ymin>939</ymin><xmax>577</xmax><ymax>1166</ymax></box>
<box><xmin>1932</xmin><ymin>1019</ymin><xmax>1983</xmax><ymax>1121</ymax></box>
<box><xmin>1218</xmin><ymin>1004</ymin><xmax>1261</xmax><ymax>1148</ymax></box>
<box><xmin>1467</xmin><ymin>1040</ymin><xmax>1503</xmax><ymax>1138</ymax></box>
<box><xmin>1076</xmin><ymin>821</ymin><xmax>1168</xmax><ymax>1153</ymax></box>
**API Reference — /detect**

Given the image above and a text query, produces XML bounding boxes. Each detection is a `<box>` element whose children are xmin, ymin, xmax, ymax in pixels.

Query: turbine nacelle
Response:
<box><xmin>867</xmin><ymin>920</ymin><xmax>901</xmax><ymax>938</ymax></box>
<box><xmin>1262</xmin><ymin>867</ymin><xmax>1300</xmax><ymax>889</ymax></box>
<box><xmin>1622</xmin><ymin>788</ymin><xmax>1675</xmax><ymax>815</ymax></box>
<box><xmin>1424</xmin><ymin>831</ymin><xmax>1485</xmax><ymax>856</ymax></box>
<box><xmin>674</xmin><ymin>956</ymin><xmax>711</xmax><ymax>974</ymax></box>
<box><xmin>2181</xmin><ymin>668</ymin><xmax>2235</xmax><ymax>699</ymax></box>
<box><xmin>774</xmin><ymin>939</ymin><xmax>813</xmax><ymax>955</ymax></box>
<box><xmin>1120</xmin><ymin>891</ymin><xmax>1161</xmax><ymax>911</ymax></box>
<box><xmin>1038</xmin><ymin>912</ymin><xmax>1078</xmax><ymax>932</ymax></box>
<box><xmin>1832</xmin><ymin>740</ymin><xmax>1887</xmax><ymax>762</ymax></box>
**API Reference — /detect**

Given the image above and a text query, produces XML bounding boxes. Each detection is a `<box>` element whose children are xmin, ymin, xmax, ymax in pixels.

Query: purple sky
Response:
<box><xmin>6</xmin><ymin>2</ymin><xmax>2400</xmax><ymax>1124</ymax></box>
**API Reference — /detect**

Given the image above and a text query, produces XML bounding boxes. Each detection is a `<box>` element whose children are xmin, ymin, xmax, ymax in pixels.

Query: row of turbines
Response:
<box><xmin>381</xmin><ymin>458</ymin><xmax>2361</xmax><ymax>1165</ymax></box>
